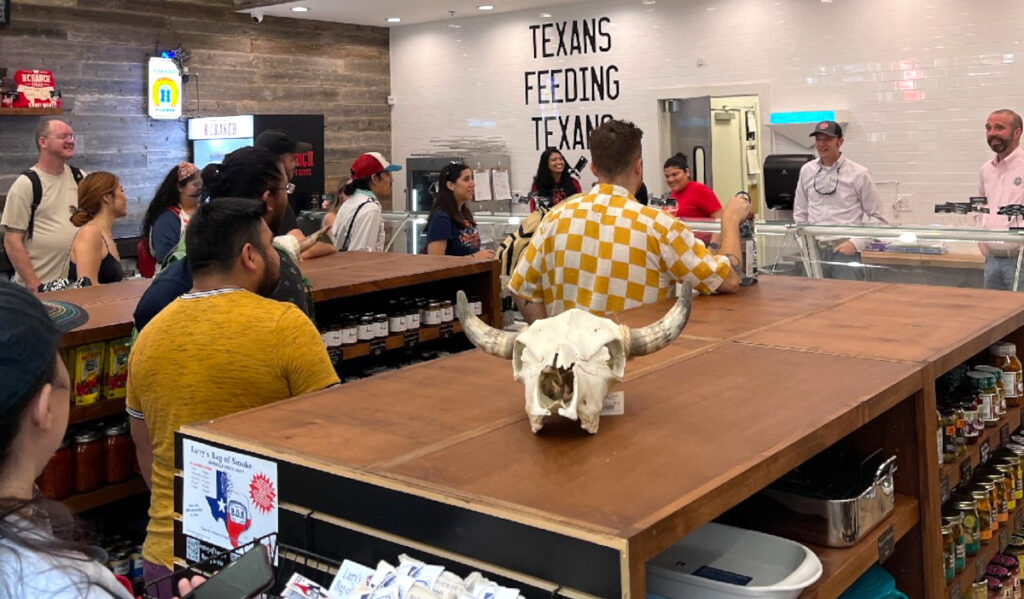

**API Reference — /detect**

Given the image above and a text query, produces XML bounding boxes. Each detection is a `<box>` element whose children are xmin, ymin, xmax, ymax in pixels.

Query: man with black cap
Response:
<box><xmin>254</xmin><ymin>129</ymin><xmax>335</xmax><ymax>259</ymax></box>
<box><xmin>793</xmin><ymin>120</ymin><xmax>886</xmax><ymax>280</ymax></box>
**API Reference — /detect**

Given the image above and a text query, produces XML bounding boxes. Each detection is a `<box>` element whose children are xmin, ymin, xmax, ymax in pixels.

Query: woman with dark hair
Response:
<box><xmin>331</xmin><ymin>153</ymin><xmax>400</xmax><ymax>252</ymax></box>
<box><xmin>68</xmin><ymin>172</ymin><xmax>126</xmax><ymax>285</ymax></box>
<box><xmin>142</xmin><ymin>162</ymin><xmax>202</xmax><ymax>266</ymax></box>
<box><xmin>425</xmin><ymin>163</ymin><xmax>495</xmax><ymax>258</ymax></box>
<box><xmin>664</xmin><ymin>152</ymin><xmax>722</xmax><ymax>220</ymax></box>
<box><xmin>529</xmin><ymin>147</ymin><xmax>581</xmax><ymax>211</ymax></box>
<box><xmin>0</xmin><ymin>283</ymin><xmax>204</xmax><ymax>598</ymax></box>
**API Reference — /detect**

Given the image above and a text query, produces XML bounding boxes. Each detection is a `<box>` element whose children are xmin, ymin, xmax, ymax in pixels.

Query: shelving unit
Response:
<box><xmin>335</xmin><ymin>321</ymin><xmax>465</xmax><ymax>361</ymax></box>
<box><xmin>0</xmin><ymin>107</ymin><xmax>64</xmax><ymax>116</ymax></box>
<box><xmin>939</xmin><ymin>406</ymin><xmax>1022</xmax><ymax>502</ymax></box>
<box><xmin>62</xmin><ymin>478</ymin><xmax>147</xmax><ymax>514</ymax></box>
<box><xmin>173</xmin><ymin>278</ymin><xmax>1024</xmax><ymax>598</ymax></box>
<box><xmin>70</xmin><ymin>398</ymin><xmax>127</xmax><ymax>425</ymax></box>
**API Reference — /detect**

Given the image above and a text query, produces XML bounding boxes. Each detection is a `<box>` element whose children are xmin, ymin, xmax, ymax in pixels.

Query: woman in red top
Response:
<box><xmin>529</xmin><ymin>147</ymin><xmax>581</xmax><ymax>212</ymax></box>
<box><xmin>664</xmin><ymin>153</ymin><xmax>722</xmax><ymax>220</ymax></box>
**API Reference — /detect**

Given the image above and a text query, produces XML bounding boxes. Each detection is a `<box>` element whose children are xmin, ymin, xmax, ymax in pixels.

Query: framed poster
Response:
<box><xmin>0</xmin><ymin>0</ymin><xmax>9</xmax><ymax>26</ymax></box>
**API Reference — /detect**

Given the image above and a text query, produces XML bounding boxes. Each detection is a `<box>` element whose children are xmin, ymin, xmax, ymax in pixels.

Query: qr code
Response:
<box><xmin>185</xmin><ymin>537</ymin><xmax>201</xmax><ymax>562</ymax></box>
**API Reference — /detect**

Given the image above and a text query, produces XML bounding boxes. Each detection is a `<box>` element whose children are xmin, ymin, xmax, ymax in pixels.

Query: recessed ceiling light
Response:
<box><xmin>291</xmin><ymin>6</ymin><xmax>309</xmax><ymax>12</ymax></box>
<box><xmin>642</xmin><ymin>0</ymin><xmax>656</xmax><ymax>4</ymax></box>
<box><xmin>539</xmin><ymin>12</ymin><xmax>552</xmax><ymax>17</ymax></box>
<box><xmin>387</xmin><ymin>17</ymin><xmax>401</xmax><ymax>23</ymax></box>
<box><xmin>478</xmin><ymin>5</ymin><xmax>494</xmax><ymax>10</ymax></box>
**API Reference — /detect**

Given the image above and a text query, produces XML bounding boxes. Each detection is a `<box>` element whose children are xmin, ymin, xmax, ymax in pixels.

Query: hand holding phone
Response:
<box><xmin>181</xmin><ymin>544</ymin><xmax>274</xmax><ymax>599</ymax></box>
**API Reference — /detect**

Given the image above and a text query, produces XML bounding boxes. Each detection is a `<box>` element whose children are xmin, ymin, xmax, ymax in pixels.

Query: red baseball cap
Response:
<box><xmin>350</xmin><ymin>152</ymin><xmax>402</xmax><ymax>179</ymax></box>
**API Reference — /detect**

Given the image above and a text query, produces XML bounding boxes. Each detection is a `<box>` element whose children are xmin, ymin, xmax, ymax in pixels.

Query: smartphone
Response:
<box><xmin>182</xmin><ymin>544</ymin><xmax>275</xmax><ymax>599</ymax></box>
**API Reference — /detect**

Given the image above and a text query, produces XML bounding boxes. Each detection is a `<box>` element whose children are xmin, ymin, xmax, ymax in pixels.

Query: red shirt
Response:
<box><xmin>672</xmin><ymin>181</ymin><xmax>721</xmax><ymax>219</ymax></box>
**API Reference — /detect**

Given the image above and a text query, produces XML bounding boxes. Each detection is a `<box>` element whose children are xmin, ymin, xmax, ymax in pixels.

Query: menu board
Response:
<box><xmin>0</xmin><ymin>0</ymin><xmax>9</xmax><ymax>26</ymax></box>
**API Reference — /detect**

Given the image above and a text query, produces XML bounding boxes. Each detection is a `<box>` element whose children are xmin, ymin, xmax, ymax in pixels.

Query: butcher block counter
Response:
<box><xmin>174</xmin><ymin>278</ymin><xmax>1024</xmax><ymax>598</ymax></box>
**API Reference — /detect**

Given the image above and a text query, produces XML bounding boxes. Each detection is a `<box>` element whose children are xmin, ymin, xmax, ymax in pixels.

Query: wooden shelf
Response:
<box><xmin>799</xmin><ymin>495</ymin><xmax>920</xmax><ymax>599</ymax></box>
<box><xmin>940</xmin><ymin>405</ymin><xmax>1022</xmax><ymax>499</ymax></box>
<box><xmin>61</xmin><ymin>477</ymin><xmax>148</xmax><ymax>513</ymax></box>
<box><xmin>0</xmin><ymin>107</ymin><xmax>63</xmax><ymax>115</ymax></box>
<box><xmin>69</xmin><ymin>397</ymin><xmax>126</xmax><ymax>425</ymax></box>
<box><xmin>335</xmin><ymin>321</ymin><xmax>468</xmax><ymax>361</ymax></box>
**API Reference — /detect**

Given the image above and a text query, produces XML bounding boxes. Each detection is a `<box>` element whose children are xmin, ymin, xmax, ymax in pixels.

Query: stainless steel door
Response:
<box><xmin>665</xmin><ymin>96</ymin><xmax>713</xmax><ymax>188</ymax></box>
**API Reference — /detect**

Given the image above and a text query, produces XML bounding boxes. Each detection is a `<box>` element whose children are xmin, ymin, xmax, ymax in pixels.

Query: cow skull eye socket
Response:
<box><xmin>538</xmin><ymin>359</ymin><xmax>575</xmax><ymax>407</ymax></box>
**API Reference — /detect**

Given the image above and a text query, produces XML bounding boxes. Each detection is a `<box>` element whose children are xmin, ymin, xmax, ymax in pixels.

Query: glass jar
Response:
<box><xmin>992</xmin><ymin>342</ymin><xmax>1024</xmax><ymax>406</ymax></box>
<box><xmin>985</xmin><ymin>473</ymin><xmax>1011</xmax><ymax>522</ymax></box>
<box><xmin>440</xmin><ymin>300</ymin><xmax>454</xmax><ymax>323</ymax></box>
<box><xmin>36</xmin><ymin>439</ymin><xmax>72</xmax><ymax>500</ymax></box>
<box><xmin>974</xmin><ymin>580</ymin><xmax>992</xmax><ymax>599</ymax></box>
<box><xmin>938</xmin><ymin>409</ymin><xmax>945</xmax><ymax>467</ymax></box>
<box><xmin>963</xmin><ymin>399</ymin><xmax>981</xmax><ymax>445</ymax></box>
<box><xmin>954</xmin><ymin>404</ymin><xmax>968</xmax><ymax>454</ymax></box>
<box><xmin>956</xmin><ymin>499</ymin><xmax>981</xmax><ymax>557</ymax></box>
<box><xmin>989</xmin><ymin>576</ymin><xmax>1004</xmax><ymax>599</ymax></box>
<box><xmin>941</xmin><ymin>407</ymin><xmax>959</xmax><ymax>463</ymax></box>
<box><xmin>974</xmin><ymin>488</ymin><xmax>995</xmax><ymax>541</ymax></box>
<box><xmin>388</xmin><ymin>311</ymin><xmax>407</xmax><ymax>334</ymax></box>
<box><xmin>357</xmin><ymin>316</ymin><xmax>375</xmax><ymax>341</ymax></box>
<box><xmin>341</xmin><ymin>318</ymin><xmax>358</xmax><ymax>346</ymax></box>
<box><xmin>72</xmin><ymin>430</ymin><xmax>104</xmax><ymax>493</ymax></box>
<box><xmin>942</xmin><ymin>523</ymin><xmax>955</xmax><ymax>582</ymax></box>
<box><xmin>978</xmin><ymin>365</ymin><xmax>1008</xmax><ymax>416</ymax></box>
<box><xmin>424</xmin><ymin>302</ymin><xmax>442</xmax><ymax>326</ymax></box>
<box><xmin>374</xmin><ymin>313</ymin><xmax>389</xmax><ymax>338</ymax></box>
<box><xmin>980</xmin><ymin>480</ymin><xmax>1004</xmax><ymax>528</ymax></box>
<box><xmin>103</xmin><ymin>422</ymin><xmax>132</xmax><ymax>484</ymax></box>
<box><xmin>994</xmin><ymin>463</ymin><xmax>1019</xmax><ymax>510</ymax></box>
<box><xmin>971</xmin><ymin>371</ymin><xmax>999</xmax><ymax>425</ymax></box>
<box><xmin>988</xmin><ymin>565</ymin><xmax>1014</xmax><ymax>599</ymax></box>
<box><xmin>944</xmin><ymin>513</ymin><xmax>967</xmax><ymax>573</ymax></box>
<box><xmin>406</xmin><ymin>305</ymin><xmax>420</xmax><ymax>329</ymax></box>
<box><xmin>996</xmin><ymin>454</ymin><xmax>1024</xmax><ymax>500</ymax></box>
<box><xmin>468</xmin><ymin>295</ymin><xmax>483</xmax><ymax>316</ymax></box>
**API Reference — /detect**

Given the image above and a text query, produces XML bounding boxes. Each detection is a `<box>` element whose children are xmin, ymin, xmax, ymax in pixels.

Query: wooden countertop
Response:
<box><xmin>42</xmin><ymin>253</ymin><xmax>497</xmax><ymax>346</ymax></box>
<box><xmin>860</xmin><ymin>249</ymin><xmax>985</xmax><ymax>270</ymax></box>
<box><xmin>182</xmin><ymin>277</ymin><xmax>1024</xmax><ymax>574</ymax></box>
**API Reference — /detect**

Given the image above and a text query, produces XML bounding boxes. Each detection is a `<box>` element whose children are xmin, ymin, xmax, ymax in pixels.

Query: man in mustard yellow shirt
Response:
<box><xmin>127</xmin><ymin>198</ymin><xmax>339</xmax><ymax>596</ymax></box>
<box><xmin>509</xmin><ymin>119</ymin><xmax>752</xmax><ymax>323</ymax></box>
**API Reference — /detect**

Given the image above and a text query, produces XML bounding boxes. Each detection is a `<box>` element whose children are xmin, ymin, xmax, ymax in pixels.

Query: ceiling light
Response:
<box><xmin>540</xmin><ymin>12</ymin><xmax>552</xmax><ymax>17</ymax></box>
<box><xmin>387</xmin><ymin>17</ymin><xmax>401</xmax><ymax>23</ymax></box>
<box><xmin>291</xmin><ymin>6</ymin><xmax>308</xmax><ymax>12</ymax></box>
<box><xmin>478</xmin><ymin>5</ymin><xmax>494</xmax><ymax>10</ymax></box>
<box><xmin>642</xmin><ymin>0</ymin><xmax>656</xmax><ymax>4</ymax></box>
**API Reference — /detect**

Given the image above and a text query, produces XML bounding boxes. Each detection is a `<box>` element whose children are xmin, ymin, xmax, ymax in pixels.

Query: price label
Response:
<box><xmin>961</xmin><ymin>458</ymin><xmax>973</xmax><ymax>483</ymax></box>
<box><xmin>369</xmin><ymin>338</ymin><xmax>387</xmax><ymax>356</ymax></box>
<box><xmin>403</xmin><ymin>331</ymin><xmax>420</xmax><ymax>348</ymax></box>
<box><xmin>977</xmin><ymin>554</ymin><xmax>987</xmax><ymax>580</ymax></box>
<box><xmin>940</xmin><ymin>476</ymin><xmax>950</xmax><ymax>504</ymax></box>
<box><xmin>1002</xmin><ymin>423</ymin><xmax>1011</xmax><ymax>446</ymax></box>
<box><xmin>440</xmin><ymin>322</ymin><xmax>454</xmax><ymax>339</ymax></box>
<box><xmin>980</xmin><ymin>439</ymin><xmax>991</xmax><ymax>464</ymax></box>
<box><xmin>877</xmin><ymin>525</ymin><xmax>894</xmax><ymax>564</ymax></box>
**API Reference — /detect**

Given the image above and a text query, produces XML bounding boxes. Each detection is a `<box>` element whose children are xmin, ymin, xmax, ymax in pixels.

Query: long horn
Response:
<box><xmin>622</xmin><ymin>282</ymin><xmax>693</xmax><ymax>358</ymax></box>
<box><xmin>455</xmin><ymin>290</ymin><xmax>519</xmax><ymax>359</ymax></box>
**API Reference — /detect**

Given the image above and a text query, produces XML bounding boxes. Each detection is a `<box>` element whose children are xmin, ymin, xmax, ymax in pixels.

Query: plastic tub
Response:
<box><xmin>646</xmin><ymin>522</ymin><xmax>822</xmax><ymax>599</ymax></box>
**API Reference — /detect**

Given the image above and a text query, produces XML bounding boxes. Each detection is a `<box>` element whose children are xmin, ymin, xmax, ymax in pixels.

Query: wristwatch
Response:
<box><xmin>734</xmin><ymin>191</ymin><xmax>751</xmax><ymax>201</ymax></box>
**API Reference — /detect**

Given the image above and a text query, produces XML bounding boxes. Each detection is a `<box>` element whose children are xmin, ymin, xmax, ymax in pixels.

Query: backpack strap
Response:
<box><xmin>339</xmin><ymin>198</ymin><xmax>373</xmax><ymax>252</ymax></box>
<box><xmin>24</xmin><ymin>166</ymin><xmax>84</xmax><ymax>240</ymax></box>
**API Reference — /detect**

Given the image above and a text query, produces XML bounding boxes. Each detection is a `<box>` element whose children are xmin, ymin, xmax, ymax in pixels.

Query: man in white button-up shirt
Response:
<box><xmin>978</xmin><ymin>109</ymin><xmax>1024</xmax><ymax>290</ymax></box>
<box><xmin>793</xmin><ymin>120</ymin><xmax>886</xmax><ymax>280</ymax></box>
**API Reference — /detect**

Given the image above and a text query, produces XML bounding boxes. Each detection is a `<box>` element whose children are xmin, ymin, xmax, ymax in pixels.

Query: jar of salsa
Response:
<box><xmin>103</xmin><ymin>422</ymin><xmax>132</xmax><ymax>484</ymax></box>
<box><xmin>36</xmin><ymin>438</ymin><xmax>72</xmax><ymax>500</ymax></box>
<box><xmin>72</xmin><ymin>430</ymin><xmax>104</xmax><ymax>493</ymax></box>
<box><xmin>991</xmin><ymin>342</ymin><xmax>1024</xmax><ymax>406</ymax></box>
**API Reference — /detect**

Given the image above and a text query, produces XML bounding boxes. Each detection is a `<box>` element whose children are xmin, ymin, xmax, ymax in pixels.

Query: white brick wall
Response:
<box><xmin>391</xmin><ymin>0</ymin><xmax>1024</xmax><ymax>224</ymax></box>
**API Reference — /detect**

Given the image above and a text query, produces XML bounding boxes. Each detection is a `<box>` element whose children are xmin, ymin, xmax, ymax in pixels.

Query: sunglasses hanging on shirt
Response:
<box><xmin>812</xmin><ymin>164</ymin><xmax>841</xmax><ymax>195</ymax></box>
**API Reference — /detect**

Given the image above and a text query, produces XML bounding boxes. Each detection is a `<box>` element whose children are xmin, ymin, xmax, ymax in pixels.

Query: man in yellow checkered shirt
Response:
<box><xmin>509</xmin><ymin>120</ymin><xmax>752</xmax><ymax>323</ymax></box>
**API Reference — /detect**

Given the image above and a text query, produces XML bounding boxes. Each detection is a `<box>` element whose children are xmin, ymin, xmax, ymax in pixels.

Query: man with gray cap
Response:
<box><xmin>793</xmin><ymin>120</ymin><xmax>886</xmax><ymax>280</ymax></box>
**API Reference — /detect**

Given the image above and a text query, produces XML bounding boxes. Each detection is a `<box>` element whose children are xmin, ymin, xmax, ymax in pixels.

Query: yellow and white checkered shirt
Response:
<box><xmin>508</xmin><ymin>183</ymin><xmax>731</xmax><ymax>317</ymax></box>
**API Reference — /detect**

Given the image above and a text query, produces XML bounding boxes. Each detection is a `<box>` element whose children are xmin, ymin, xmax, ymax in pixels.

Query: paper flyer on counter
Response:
<box><xmin>181</xmin><ymin>439</ymin><xmax>278</xmax><ymax>558</ymax></box>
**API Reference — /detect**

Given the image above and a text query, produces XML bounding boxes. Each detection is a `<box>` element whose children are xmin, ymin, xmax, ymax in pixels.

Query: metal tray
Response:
<box><xmin>762</xmin><ymin>455</ymin><xmax>897</xmax><ymax>548</ymax></box>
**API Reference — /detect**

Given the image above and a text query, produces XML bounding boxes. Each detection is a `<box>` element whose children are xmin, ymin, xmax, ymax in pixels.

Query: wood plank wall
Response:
<box><xmin>0</xmin><ymin>0</ymin><xmax>392</xmax><ymax>230</ymax></box>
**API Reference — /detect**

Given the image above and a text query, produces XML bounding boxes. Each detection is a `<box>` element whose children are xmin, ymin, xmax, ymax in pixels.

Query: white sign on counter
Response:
<box><xmin>181</xmin><ymin>439</ymin><xmax>278</xmax><ymax>556</ymax></box>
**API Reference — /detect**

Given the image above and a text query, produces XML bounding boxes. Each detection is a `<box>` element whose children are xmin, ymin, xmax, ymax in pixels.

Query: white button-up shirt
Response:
<box><xmin>979</xmin><ymin>146</ymin><xmax>1024</xmax><ymax>230</ymax></box>
<box><xmin>793</xmin><ymin>155</ymin><xmax>887</xmax><ymax>227</ymax></box>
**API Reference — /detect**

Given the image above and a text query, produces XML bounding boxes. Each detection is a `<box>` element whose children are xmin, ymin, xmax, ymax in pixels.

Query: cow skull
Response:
<box><xmin>456</xmin><ymin>286</ymin><xmax>692</xmax><ymax>434</ymax></box>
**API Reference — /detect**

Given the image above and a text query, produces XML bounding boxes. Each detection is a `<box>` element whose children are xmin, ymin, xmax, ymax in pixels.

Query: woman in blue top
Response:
<box><xmin>142</xmin><ymin>162</ymin><xmax>202</xmax><ymax>265</ymax></box>
<box><xmin>425</xmin><ymin>163</ymin><xmax>495</xmax><ymax>259</ymax></box>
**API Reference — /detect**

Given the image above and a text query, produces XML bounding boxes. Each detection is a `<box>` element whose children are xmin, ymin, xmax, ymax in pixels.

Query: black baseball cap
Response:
<box><xmin>254</xmin><ymin>129</ymin><xmax>313</xmax><ymax>155</ymax></box>
<box><xmin>810</xmin><ymin>120</ymin><xmax>843</xmax><ymax>138</ymax></box>
<box><xmin>0</xmin><ymin>280</ymin><xmax>88</xmax><ymax>411</ymax></box>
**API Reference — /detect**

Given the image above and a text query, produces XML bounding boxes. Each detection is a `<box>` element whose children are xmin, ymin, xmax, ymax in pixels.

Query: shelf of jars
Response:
<box><xmin>945</xmin><ymin>489</ymin><xmax>1023</xmax><ymax>599</ymax></box>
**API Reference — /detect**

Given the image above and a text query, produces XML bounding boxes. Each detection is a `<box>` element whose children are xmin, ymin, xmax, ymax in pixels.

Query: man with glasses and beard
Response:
<box><xmin>793</xmin><ymin>120</ymin><xmax>885</xmax><ymax>280</ymax></box>
<box><xmin>978</xmin><ymin>109</ymin><xmax>1024</xmax><ymax>290</ymax></box>
<box><xmin>127</xmin><ymin>198</ymin><xmax>338</xmax><ymax>597</ymax></box>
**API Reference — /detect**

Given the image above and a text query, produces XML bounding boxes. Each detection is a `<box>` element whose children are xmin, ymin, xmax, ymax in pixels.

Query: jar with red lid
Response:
<box><xmin>72</xmin><ymin>430</ymin><xmax>104</xmax><ymax>493</ymax></box>
<box><xmin>36</xmin><ymin>438</ymin><xmax>72</xmax><ymax>500</ymax></box>
<box><xmin>103</xmin><ymin>422</ymin><xmax>132</xmax><ymax>484</ymax></box>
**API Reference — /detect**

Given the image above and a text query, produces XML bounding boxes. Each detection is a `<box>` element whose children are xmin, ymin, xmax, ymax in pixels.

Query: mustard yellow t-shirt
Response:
<box><xmin>126</xmin><ymin>288</ymin><xmax>339</xmax><ymax>568</ymax></box>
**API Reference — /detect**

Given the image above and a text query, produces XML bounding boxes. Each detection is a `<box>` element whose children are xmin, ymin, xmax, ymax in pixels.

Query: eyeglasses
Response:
<box><xmin>812</xmin><ymin>164</ymin><xmax>841</xmax><ymax>195</ymax></box>
<box><xmin>49</xmin><ymin>133</ymin><xmax>75</xmax><ymax>141</ymax></box>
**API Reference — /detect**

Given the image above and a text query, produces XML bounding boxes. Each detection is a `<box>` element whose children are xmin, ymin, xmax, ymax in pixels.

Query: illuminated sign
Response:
<box><xmin>187</xmin><ymin>115</ymin><xmax>254</xmax><ymax>140</ymax></box>
<box><xmin>148</xmin><ymin>57</ymin><xmax>181</xmax><ymax>120</ymax></box>
<box><xmin>768</xmin><ymin>110</ymin><xmax>836</xmax><ymax>125</ymax></box>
